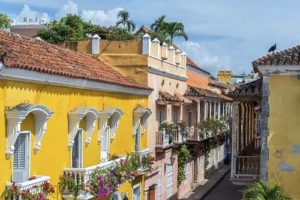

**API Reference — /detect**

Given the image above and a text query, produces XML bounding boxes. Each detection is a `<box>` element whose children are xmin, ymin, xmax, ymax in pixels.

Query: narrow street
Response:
<box><xmin>202</xmin><ymin>173</ymin><xmax>245</xmax><ymax>200</ymax></box>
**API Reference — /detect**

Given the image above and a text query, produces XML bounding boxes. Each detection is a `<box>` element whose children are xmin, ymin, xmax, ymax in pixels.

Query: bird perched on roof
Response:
<box><xmin>268</xmin><ymin>43</ymin><xmax>276</xmax><ymax>53</ymax></box>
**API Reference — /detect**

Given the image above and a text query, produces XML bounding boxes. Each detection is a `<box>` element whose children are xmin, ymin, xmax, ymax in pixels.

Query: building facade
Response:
<box><xmin>0</xmin><ymin>31</ymin><xmax>153</xmax><ymax>200</ymax></box>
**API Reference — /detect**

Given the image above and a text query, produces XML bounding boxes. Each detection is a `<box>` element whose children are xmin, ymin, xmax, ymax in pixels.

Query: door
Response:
<box><xmin>135</xmin><ymin>124</ymin><xmax>140</xmax><ymax>152</ymax></box>
<box><xmin>72</xmin><ymin>130</ymin><xmax>82</xmax><ymax>168</ymax></box>
<box><xmin>13</xmin><ymin>132</ymin><xmax>30</xmax><ymax>183</ymax></box>
<box><xmin>101</xmin><ymin>126</ymin><xmax>110</xmax><ymax>162</ymax></box>
<box><xmin>166</xmin><ymin>164</ymin><xmax>173</xmax><ymax>198</ymax></box>
<box><xmin>133</xmin><ymin>184</ymin><xmax>141</xmax><ymax>200</ymax></box>
<box><xmin>187</xmin><ymin>109</ymin><xmax>192</xmax><ymax>127</ymax></box>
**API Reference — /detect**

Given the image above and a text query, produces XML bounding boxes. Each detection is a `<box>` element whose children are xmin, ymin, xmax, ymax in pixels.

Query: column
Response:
<box><xmin>197</xmin><ymin>100</ymin><xmax>201</xmax><ymax>123</ymax></box>
<box><xmin>204</xmin><ymin>100</ymin><xmax>207</xmax><ymax>120</ymax></box>
<box><xmin>214</xmin><ymin>102</ymin><xmax>217</xmax><ymax>120</ymax></box>
<box><xmin>223</xmin><ymin>102</ymin><xmax>226</xmax><ymax>118</ymax></box>
<box><xmin>231</xmin><ymin>101</ymin><xmax>239</xmax><ymax>179</ymax></box>
<box><xmin>209</xmin><ymin>101</ymin><xmax>212</xmax><ymax>119</ymax></box>
<box><xmin>218</xmin><ymin>101</ymin><xmax>221</xmax><ymax>119</ymax></box>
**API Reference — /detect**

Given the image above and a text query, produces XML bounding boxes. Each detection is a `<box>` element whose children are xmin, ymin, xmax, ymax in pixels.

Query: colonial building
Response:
<box><xmin>0</xmin><ymin>31</ymin><xmax>153</xmax><ymax>200</ymax></box>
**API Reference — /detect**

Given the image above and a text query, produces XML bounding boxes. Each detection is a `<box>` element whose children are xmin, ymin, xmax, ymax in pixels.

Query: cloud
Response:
<box><xmin>179</xmin><ymin>41</ymin><xmax>231</xmax><ymax>76</ymax></box>
<box><xmin>81</xmin><ymin>7</ymin><xmax>123</xmax><ymax>26</ymax></box>
<box><xmin>13</xmin><ymin>4</ymin><xmax>50</xmax><ymax>23</ymax></box>
<box><xmin>55</xmin><ymin>0</ymin><xmax>78</xmax><ymax>18</ymax></box>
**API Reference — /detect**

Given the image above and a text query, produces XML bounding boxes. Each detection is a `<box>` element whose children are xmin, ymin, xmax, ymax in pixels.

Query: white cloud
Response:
<box><xmin>55</xmin><ymin>0</ymin><xmax>78</xmax><ymax>18</ymax></box>
<box><xmin>13</xmin><ymin>4</ymin><xmax>50</xmax><ymax>23</ymax></box>
<box><xmin>81</xmin><ymin>7</ymin><xmax>123</xmax><ymax>26</ymax></box>
<box><xmin>179</xmin><ymin>41</ymin><xmax>231</xmax><ymax>76</ymax></box>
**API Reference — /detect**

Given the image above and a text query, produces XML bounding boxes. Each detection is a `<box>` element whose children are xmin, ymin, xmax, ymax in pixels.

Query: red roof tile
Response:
<box><xmin>252</xmin><ymin>45</ymin><xmax>300</xmax><ymax>72</ymax></box>
<box><xmin>0</xmin><ymin>31</ymin><xmax>151</xmax><ymax>90</ymax></box>
<box><xmin>185</xmin><ymin>86</ymin><xmax>232</xmax><ymax>101</ymax></box>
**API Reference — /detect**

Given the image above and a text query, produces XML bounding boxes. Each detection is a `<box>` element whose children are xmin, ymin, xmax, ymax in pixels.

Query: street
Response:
<box><xmin>203</xmin><ymin>173</ymin><xmax>245</xmax><ymax>200</ymax></box>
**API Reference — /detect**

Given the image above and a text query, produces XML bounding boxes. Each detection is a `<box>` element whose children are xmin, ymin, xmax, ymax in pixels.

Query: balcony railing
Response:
<box><xmin>254</xmin><ymin>137</ymin><xmax>261</xmax><ymax>151</ymax></box>
<box><xmin>232</xmin><ymin>156</ymin><xmax>260</xmax><ymax>181</ymax></box>
<box><xmin>6</xmin><ymin>176</ymin><xmax>50</xmax><ymax>200</ymax></box>
<box><xmin>156</xmin><ymin>129</ymin><xmax>172</xmax><ymax>149</ymax></box>
<box><xmin>137</xmin><ymin>148</ymin><xmax>152</xmax><ymax>172</ymax></box>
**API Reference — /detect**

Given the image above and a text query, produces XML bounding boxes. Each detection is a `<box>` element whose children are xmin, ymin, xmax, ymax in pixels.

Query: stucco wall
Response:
<box><xmin>267</xmin><ymin>75</ymin><xmax>300</xmax><ymax>199</ymax></box>
<box><xmin>0</xmin><ymin>80</ymin><xmax>148</xmax><ymax>199</ymax></box>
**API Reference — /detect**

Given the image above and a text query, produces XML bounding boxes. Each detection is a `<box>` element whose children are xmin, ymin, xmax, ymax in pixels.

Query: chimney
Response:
<box><xmin>142</xmin><ymin>33</ymin><xmax>151</xmax><ymax>55</ymax></box>
<box><xmin>92</xmin><ymin>34</ymin><xmax>100</xmax><ymax>55</ymax></box>
<box><xmin>175</xmin><ymin>49</ymin><xmax>182</xmax><ymax>65</ymax></box>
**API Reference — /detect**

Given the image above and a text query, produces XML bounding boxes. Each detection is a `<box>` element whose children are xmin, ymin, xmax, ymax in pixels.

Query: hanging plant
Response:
<box><xmin>177</xmin><ymin>144</ymin><xmax>191</xmax><ymax>185</ymax></box>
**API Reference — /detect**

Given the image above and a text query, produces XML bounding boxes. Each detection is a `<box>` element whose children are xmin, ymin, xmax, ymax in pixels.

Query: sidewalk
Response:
<box><xmin>179</xmin><ymin>165</ymin><xmax>231</xmax><ymax>200</ymax></box>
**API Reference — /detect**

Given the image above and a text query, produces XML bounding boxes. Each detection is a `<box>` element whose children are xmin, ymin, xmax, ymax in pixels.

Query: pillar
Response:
<box><xmin>209</xmin><ymin>101</ymin><xmax>212</xmax><ymax>119</ymax></box>
<box><xmin>231</xmin><ymin>101</ymin><xmax>239</xmax><ymax>179</ymax></box>
<box><xmin>204</xmin><ymin>100</ymin><xmax>207</xmax><ymax>120</ymax></box>
<box><xmin>218</xmin><ymin>101</ymin><xmax>221</xmax><ymax>119</ymax></box>
<box><xmin>197</xmin><ymin>100</ymin><xmax>201</xmax><ymax>123</ymax></box>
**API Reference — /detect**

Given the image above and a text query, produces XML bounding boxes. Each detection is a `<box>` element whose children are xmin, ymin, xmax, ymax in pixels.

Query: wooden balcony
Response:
<box><xmin>231</xmin><ymin>155</ymin><xmax>260</xmax><ymax>184</ymax></box>
<box><xmin>6</xmin><ymin>176</ymin><xmax>51</xmax><ymax>200</ymax></box>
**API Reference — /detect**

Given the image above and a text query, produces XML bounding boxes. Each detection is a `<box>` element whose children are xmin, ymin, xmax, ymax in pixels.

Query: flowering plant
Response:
<box><xmin>2</xmin><ymin>181</ymin><xmax>55</xmax><ymax>200</ymax></box>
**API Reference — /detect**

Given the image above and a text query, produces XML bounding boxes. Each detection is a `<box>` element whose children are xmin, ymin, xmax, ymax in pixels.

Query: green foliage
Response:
<box><xmin>150</xmin><ymin>15</ymin><xmax>188</xmax><ymax>44</ymax></box>
<box><xmin>159</xmin><ymin>121</ymin><xmax>185</xmax><ymax>133</ymax></box>
<box><xmin>204</xmin><ymin>142</ymin><xmax>212</xmax><ymax>178</ymax></box>
<box><xmin>177</xmin><ymin>144</ymin><xmax>191</xmax><ymax>185</ymax></box>
<box><xmin>107</xmin><ymin>28</ymin><xmax>136</xmax><ymax>40</ymax></box>
<box><xmin>116</xmin><ymin>10</ymin><xmax>136</xmax><ymax>32</ymax></box>
<box><xmin>242</xmin><ymin>181</ymin><xmax>292</xmax><ymax>200</ymax></box>
<box><xmin>0</xmin><ymin>13</ymin><xmax>10</xmax><ymax>29</ymax></box>
<box><xmin>59</xmin><ymin>172</ymin><xmax>84</xmax><ymax>198</ymax></box>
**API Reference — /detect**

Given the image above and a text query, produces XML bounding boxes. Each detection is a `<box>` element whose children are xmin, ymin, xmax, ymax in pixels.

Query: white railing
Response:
<box><xmin>156</xmin><ymin>129</ymin><xmax>172</xmax><ymax>148</ymax></box>
<box><xmin>6</xmin><ymin>176</ymin><xmax>50</xmax><ymax>200</ymax></box>
<box><xmin>137</xmin><ymin>148</ymin><xmax>152</xmax><ymax>171</ymax></box>
<box><xmin>255</xmin><ymin>137</ymin><xmax>261</xmax><ymax>150</ymax></box>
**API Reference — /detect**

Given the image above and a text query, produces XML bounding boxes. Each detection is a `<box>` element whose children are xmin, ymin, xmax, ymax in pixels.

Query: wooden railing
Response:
<box><xmin>6</xmin><ymin>176</ymin><xmax>50</xmax><ymax>200</ymax></box>
<box><xmin>232</xmin><ymin>156</ymin><xmax>260</xmax><ymax>180</ymax></box>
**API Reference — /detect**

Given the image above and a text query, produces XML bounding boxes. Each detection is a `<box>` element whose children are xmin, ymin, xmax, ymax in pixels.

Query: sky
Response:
<box><xmin>1</xmin><ymin>0</ymin><xmax>300</xmax><ymax>76</ymax></box>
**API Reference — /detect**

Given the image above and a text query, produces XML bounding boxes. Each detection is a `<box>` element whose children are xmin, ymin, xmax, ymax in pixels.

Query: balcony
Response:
<box><xmin>6</xmin><ymin>176</ymin><xmax>50</xmax><ymax>199</ymax></box>
<box><xmin>137</xmin><ymin>148</ymin><xmax>152</xmax><ymax>172</ymax></box>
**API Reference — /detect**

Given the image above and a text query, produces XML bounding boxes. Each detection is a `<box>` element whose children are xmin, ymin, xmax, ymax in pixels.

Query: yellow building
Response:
<box><xmin>0</xmin><ymin>31</ymin><xmax>153</xmax><ymax>200</ymax></box>
<box><xmin>217</xmin><ymin>70</ymin><xmax>232</xmax><ymax>84</ymax></box>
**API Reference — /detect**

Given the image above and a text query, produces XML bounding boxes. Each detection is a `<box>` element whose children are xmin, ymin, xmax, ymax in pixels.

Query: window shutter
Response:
<box><xmin>13</xmin><ymin>133</ymin><xmax>29</xmax><ymax>183</ymax></box>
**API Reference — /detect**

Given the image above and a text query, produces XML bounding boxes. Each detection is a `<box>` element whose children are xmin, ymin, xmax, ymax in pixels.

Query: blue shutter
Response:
<box><xmin>72</xmin><ymin>130</ymin><xmax>82</xmax><ymax>168</ymax></box>
<box><xmin>13</xmin><ymin>132</ymin><xmax>29</xmax><ymax>183</ymax></box>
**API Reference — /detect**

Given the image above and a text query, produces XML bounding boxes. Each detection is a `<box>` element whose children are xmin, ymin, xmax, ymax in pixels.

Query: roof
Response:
<box><xmin>252</xmin><ymin>45</ymin><xmax>300</xmax><ymax>72</ymax></box>
<box><xmin>228</xmin><ymin>79</ymin><xmax>261</xmax><ymax>101</ymax></box>
<box><xmin>157</xmin><ymin>91</ymin><xmax>184</xmax><ymax>105</ymax></box>
<box><xmin>0</xmin><ymin>31</ymin><xmax>150</xmax><ymax>91</ymax></box>
<box><xmin>185</xmin><ymin>86</ymin><xmax>232</xmax><ymax>101</ymax></box>
<box><xmin>208</xmin><ymin>79</ymin><xmax>232</xmax><ymax>89</ymax></box>
<box><xmin>186</xmin><ymin>57</ymin><xmax>210</xmax><ymax>75</ymax></box>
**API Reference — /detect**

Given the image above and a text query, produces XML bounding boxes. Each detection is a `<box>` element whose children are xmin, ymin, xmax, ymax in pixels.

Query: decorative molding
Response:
<box><xmin>0</xmin><ymin>66</ymin><xmax>152</xmax><ymax>96</ymax></box>
<box><xmin>68</xmin><ymin>107</ymin><xmax>99</xmax><ymax>147</ymax></box>
<box><xmin>5</xmin><ymin>104</ymin><xmax>53</xmax><ymax>156</ymax></box>
<box><xmin>257</xmin><ymin>65</ymin><xmax>300</xmax><ymax>75</ymax></box>
<box><xmin>148</xmin><ymin>66</ymin><xmax>187</xmax><ymax>81</ymax></box>
<box><xmin>133</xmin><ymin>108</ymin><xmax>152</xmax><ymax>135</ymax></box>
<box><xmin>99</xmin><ymin>108</ymin><xmax>123</xmax><ymax>142</ymax></box>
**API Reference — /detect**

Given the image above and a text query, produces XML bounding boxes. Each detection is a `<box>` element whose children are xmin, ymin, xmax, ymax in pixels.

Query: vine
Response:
<box><xmin>177</xmin><ymin>144</ymin><xmax>190</xmax><ymax>185</ymax></box>
<box><xmin>204</xmin><ymin>142</ymin><xmax>211</xmax><ymax>179</ymax></box>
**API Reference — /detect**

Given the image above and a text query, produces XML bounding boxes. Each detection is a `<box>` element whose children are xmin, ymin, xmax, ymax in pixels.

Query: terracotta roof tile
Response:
<box><xmin>185</xmin><ymin>86</ymin><xmax>232</xmax><ymax>101</ymax></box>
<box><xmin>157</xmin><ymin>91</ymin><xmax>184</xmax><ymax>104</ymax></box>
<box><xmin>252</xmin><ymin>45</ymin><xmax>300</xmax><ymax>71</ymax></box>
<box><xmin>0</xmin><ymin>31</ymin><xmax>151</xmax><ymax>90</ymax></box>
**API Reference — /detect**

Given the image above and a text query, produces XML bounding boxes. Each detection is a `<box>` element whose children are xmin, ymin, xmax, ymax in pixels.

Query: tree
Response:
<box><xmin>242</xmin><ymin>181</ymin><xmax>292</xmax><ymax>200</ymax></box>
<box><xmin>164</xmin><ymin>22</ymin><xmax>188</xmax><ymax>44</ymax></box>
<box><xmin>150</xmin><ymin>15</ymin><xmax>166</xmax><ymax>32</ymax></box>
<box><xmin>116</xmin><ymin>10</ymin><xmax>136</xmax><ymax>32</ymax></box>
<box><xmin>0</xmin><ymin>13</ymin><xmax>10</xmax><ymax>29</ymax></box>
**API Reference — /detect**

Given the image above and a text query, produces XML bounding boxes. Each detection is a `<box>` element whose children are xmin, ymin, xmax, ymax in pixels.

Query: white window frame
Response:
<box><xmin>132</xmin><ymin>183</ymin><xmax>141</xmax><ymax>200</ymax></box>
<box><xmin>12</xmin><ymin>131</ymin><xmax>31</xmax><ymax>183</ymax></box>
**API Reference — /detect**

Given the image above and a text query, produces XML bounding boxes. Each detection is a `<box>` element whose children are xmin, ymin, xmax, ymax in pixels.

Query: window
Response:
<box><xmin>172</xmin><ymin>106</ymin><xmax>180</xmax><ymax>123</ymax></box>
<box><xmin>110</xmin><ymin>191</ymin><xmax>121</xmax><ymax>200</ymax></box>
<box><xmin>133</xmin><ymin>184</ymin><xmax>141</xmax><ymax>200</ymax></box>
<box><xmin>159</xmin><ymin>108</ymin><xmax>165</xmax><ymax>125</ymax></box>
<box><xmin>166</xmin><ymin>164</ymin><xmax>173</xmax><ymax>198</ymax></box>
<box><xmin>72</xmin><ymin>130</ymin><xmax>83</xmax><ymax>168</ymax></box>
<box><xmin>101</xmin><ymin>125</ymin><xmax>110</xmax><ymax>162</ymax></box>
<box><xmin>135</xmin><ymin>124</ymin><xmax>141</xmax><ymax>152</ymax></box>
<box><xmin>187</xmin><ymin>108</ymin><xmax>192</xmax><ymax>127</ymax></box>
<box><xmin>13</xmin><ymin>131</ymin><xmax>30</xmax><ymax>183</ymax></box>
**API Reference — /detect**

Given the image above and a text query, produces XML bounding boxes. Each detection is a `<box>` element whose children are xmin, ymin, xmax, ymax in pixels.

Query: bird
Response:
<box><xmin>268</xmin><ymin>43</ymin><xmax>277</xmax><ymax>53</ymax></box>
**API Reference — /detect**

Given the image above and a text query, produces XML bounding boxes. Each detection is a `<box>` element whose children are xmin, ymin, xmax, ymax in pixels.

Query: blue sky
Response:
<box><xmin>1</xmin><ymin>0</ymin><xmax>300</xmax><ymax>76</ymax></box>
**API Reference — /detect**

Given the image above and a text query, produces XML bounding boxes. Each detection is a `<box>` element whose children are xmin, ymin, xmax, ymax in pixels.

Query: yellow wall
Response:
<box><xmin>0</xmin><ymin>80</ymin><xmax>148</xmax><ymax>199</ymax></box>
<box><xmin>217</xmin><ymin>71</ymin><xmax>232</xmax><ymax>83</ymax></box>
<box><xmin>268</xmin><ymin>75</ymin><xmax>300</xmax><ymax>199</ymax></box>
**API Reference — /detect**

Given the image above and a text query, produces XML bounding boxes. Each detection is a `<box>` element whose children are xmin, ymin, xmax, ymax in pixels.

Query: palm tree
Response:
<box><xmin>242</xmin><ymin>181</ymin><xmax>292</xmax><ymax>200</ymax></box>
<box><xmin>116</xmin><ymin>10</ymin><xmax>135</xmax><ymax>32</ymax></box>
<box><xmin>164</xmin><ymin>22</ymin><xmax>188</xmax><ymax>44</ymax></box>
<box><xmin>150</xmin><ymin>15</ymin><xmax>166</xmax><ymax>32</ymax></box>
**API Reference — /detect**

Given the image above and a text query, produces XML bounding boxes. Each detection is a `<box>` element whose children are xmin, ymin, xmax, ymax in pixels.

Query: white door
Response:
<box><xmin>166</xmin><ymin>164</ymin><xmax>173</xmax><ymax>198</ymax></box>
<box><xmin>101</xmin><ymin>126</ymin><xmax>110</xmax><ymax>162</ymax></box>
<box><xmin>135</xmin><ymin>124</ymin><xmax>140</xmax><ymax>152</ymax></box>
<box><xmin>13</xmin><ymin>132</ymin><xmax>30</xmax><ymax>183</ymax></box>
<box><xmin>72</xmin><ymin>130</ymin><xmax>82</xmax><ymax>168</ymax></box>
<box><xmin>133</xmin><ymin>184</ymin><xmax>141</xmax><ymax>200</ymax></box>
